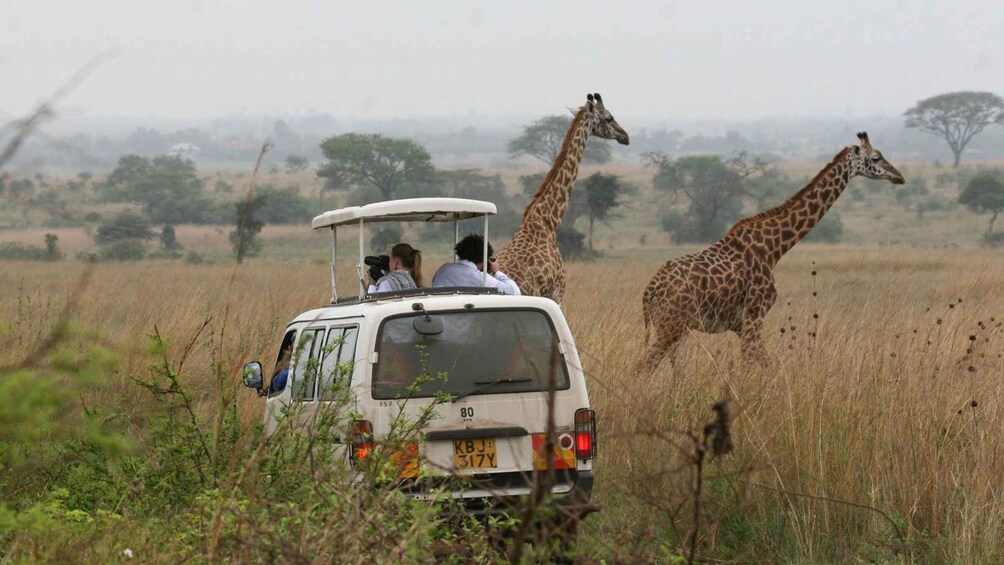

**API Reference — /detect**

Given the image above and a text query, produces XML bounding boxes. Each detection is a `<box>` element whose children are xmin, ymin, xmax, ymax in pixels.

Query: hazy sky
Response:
<box><xmin>3</xmin><ymin>0</ymin><xmax>1002</xmax><ymax>122</ymax></box>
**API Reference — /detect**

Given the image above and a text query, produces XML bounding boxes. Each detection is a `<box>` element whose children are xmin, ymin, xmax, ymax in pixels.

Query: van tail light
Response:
<box><xmin>351</xmin><ymin>420</ymin><xmax>374</xmax><ymax>463</ymax></box>
<box><xmin>574</xmin><ymin>408</ymin><xmax>597</xmax><ymax>460</ymax></box>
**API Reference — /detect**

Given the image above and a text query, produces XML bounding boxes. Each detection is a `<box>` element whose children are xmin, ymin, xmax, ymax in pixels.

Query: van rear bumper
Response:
<box><xmin>413</xmin><ymin>470</ymin><xmax>596</xmax><ymax>518</ymax></box>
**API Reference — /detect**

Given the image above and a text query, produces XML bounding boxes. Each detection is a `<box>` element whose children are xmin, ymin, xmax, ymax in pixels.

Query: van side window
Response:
<box><xmin>268</xmin><ymin>330</ymin><xmax>297</xmax><ymax>397</ymax></box>
<box><xmin>318</xmin><ymin>326</ymin><xmax>358</xmax><ymax>400</ymax></box>
<box><xmin>290</xmin><ymin>328</ymin><xmax>326</xmax><ymax>401</ymax></box>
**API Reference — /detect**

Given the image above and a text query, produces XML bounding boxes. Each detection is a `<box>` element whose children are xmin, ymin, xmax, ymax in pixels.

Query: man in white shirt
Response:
<box><xmin>431</xmin><ymin>234</ymin><xmax>521</xmax><ymax>296</ymax></box>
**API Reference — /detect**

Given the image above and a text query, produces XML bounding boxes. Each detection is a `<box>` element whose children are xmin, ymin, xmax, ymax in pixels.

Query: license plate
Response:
<box><xmin>453</xmin><ymin>438</ymin><xmax>497</xmax><ymax>469</ymax></box>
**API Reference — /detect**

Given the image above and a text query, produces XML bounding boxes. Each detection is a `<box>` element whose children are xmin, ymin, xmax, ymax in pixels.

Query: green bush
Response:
<box><xmin>0</xmin><ymin>243</ymin><xmax>47</xmax><ymax>260</ymax></box>
<box><xmin>100</xmin><ymin>240</ymin><xmax>146</xmax><ymax>261</ymax></box>
<box><xmin>95</xmin><ymin>212</ymin><xmax>154</xmax><ymax>245</ymax></box>
<box><xmin>0</xmin><ymin>327</ymin><xmax>530</xmax><ymax>562</ymax></box>
<box><xmin>0</xmin><ymin>234</ymin><xmax>62</xmax><ymax>261</ymax></box>
<box><xmin>983</xmin><ymin>232</ymin><xmax>1004</xmax><ymax>247</ymax></box>
<box><xmin>557</xmin><ymin>226</ymin><xmax>586</xmax><ymax>259</ymax></box>
<box><xmin>255</xmin><ymin>184</ymin><xmax>312</xmax><ymax>224</ymax></box>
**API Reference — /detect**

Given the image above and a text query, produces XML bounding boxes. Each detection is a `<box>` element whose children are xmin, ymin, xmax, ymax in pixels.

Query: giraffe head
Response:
<box><xmin>851</xmin><ymin>132</ymin><xmax>905</xmax><ymax>184</ymax></box>
<box><xmin>584</xmin><ymin>93</ymin><xmax>629</xmax><ymax>145</ymax></box>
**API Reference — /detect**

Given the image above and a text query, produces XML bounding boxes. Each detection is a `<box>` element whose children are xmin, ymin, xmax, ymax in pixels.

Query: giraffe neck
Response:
<box><xmin>728</xmin><ymin>147</ymin><xmax>856</xmax><ymax>265</ymax></box>
<box><xmin>519</xmin><ymin>108</ymin><xmax>590</xmax><ymax>236</ymax></box>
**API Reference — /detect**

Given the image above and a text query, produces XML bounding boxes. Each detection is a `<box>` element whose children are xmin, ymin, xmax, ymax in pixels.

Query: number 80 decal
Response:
<box><xmin>460</xmin><ymin>407</ymin><xmax>474</xmax><ymax>418</ymax></box>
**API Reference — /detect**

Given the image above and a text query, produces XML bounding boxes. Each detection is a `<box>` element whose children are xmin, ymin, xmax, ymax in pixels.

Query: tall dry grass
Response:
<box><xmin>565</xmin><ymin>246</ymin><xmax>1004</xmax><ymax>562</ymax></box>
<box><xmin>1</xmin><ymin>245</ymin><xmax>1001</xmax><ymax>562</ymax></box>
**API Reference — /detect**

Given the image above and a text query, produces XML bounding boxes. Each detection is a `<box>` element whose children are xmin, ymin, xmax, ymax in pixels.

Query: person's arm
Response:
<box><xmin>489</xmin><ymin>270</ymin><xmax>521</xmax><ymax>296</ymax></box>
<box><xmin>374</xmin><ymin>278</ymin><xmax>395</xmax><ymax>293</ymax></box>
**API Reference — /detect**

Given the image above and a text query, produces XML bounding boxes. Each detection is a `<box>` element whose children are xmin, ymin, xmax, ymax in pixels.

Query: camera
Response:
<box><xmin>364</xmin><ymin>254</ymin><xmax>390</xmax><ymax>281</ymax></box>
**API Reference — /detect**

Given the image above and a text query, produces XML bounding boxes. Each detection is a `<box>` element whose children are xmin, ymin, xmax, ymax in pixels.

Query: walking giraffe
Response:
<box><xmin>640</xmin><ymin>132</ymin><xmax>905</xmax><ymax>371</ymax></box>
<box><xmin>496</xmin><ymin>93</ymin><xmax>629</xmax><ymax>303</ymax></box>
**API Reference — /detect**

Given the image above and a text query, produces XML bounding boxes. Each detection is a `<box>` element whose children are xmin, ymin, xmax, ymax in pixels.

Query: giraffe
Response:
<box><xmin>496</xmin><ymin>93</ymin><xmax>629</xmax><ymax>303</ymax></box>
<box><xmin>639</xmin><ymin>132</ymin><xmax>905</xmax><ymax>371</ymax></box>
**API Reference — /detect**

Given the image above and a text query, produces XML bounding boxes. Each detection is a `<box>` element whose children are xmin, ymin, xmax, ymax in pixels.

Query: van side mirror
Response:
<box><xmin>243</xmin><ymin>361</ymin><xmax>263</xmax><ymax>390</ymax></box>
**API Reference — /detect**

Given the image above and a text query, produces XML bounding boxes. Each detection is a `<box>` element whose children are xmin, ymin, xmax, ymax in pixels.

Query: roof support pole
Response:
<box><xmin>453</xmin><ymin>220</ymin><xmax>459</xmax><ymax>261</ymax></box>
<box><xmin>330</xmin><ymin>227</ymin><xmax>338</xmax><ymax>303</ymax></box>
<box><xmin>482</xmin><ymin>214</ymin><xmax>489</xmax><ymax>285</ymax></box>
<box><xmin>357</xmin><ymin>219</ymin><xmax>366</xmax><ymax>297</ymax></box>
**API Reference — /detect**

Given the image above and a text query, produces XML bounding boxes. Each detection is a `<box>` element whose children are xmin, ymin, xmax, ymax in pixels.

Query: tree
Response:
<box><xmin>160</xmin><ymin>225</ymin><xmax>181</xmax><ymax>251</ymax></box>
<box><xmin>104</xmin><ymin>154</ymin><xmax>215</xmax><ymax>223</ymax></box>
<box><xmin>44</xmin><ymin>233</ymin><xmax>61</xmax><ymax>261</ymax></box>
<box><xmin>905</xmin><ymin>91</ymin><xmax>1004</xmax><ymax>167</ymax></box>
<box><xmin>653</xmin><ymin>155</ymin><xmax>746</xmax><ymax>243</ymax></box>
<box><xmin>557</xmin><ymin>226</ymin><xmax>586</xmax><ymax>259</ymax></box>
<box><xmin>95</xmin><ymin>211</ymin><xmax>155</xmax><ymax>244</ymax></box>
<box><xmin>230</xmin><ymin>195</ymin><xmax>266</xmax><ymax>264</ymax></box>
<box><xmin>959</xmin><ymin>171</ymin><xmax>1004</xmax><ymax>236</ymax></box>
<box><xmin>317</xmin><ymin>133</ymin><xmax>435</xmax><ymax>200</ymax></box>
<box><xmin>507</xmin><ymin>115</ymin><xmax>612</xmax><ymax>165</ymax></box>
<box><xmin>436</xmin><ymin>169</ymin><xmax>520</xmax><ymax>235</ymax></box>
<box><xmin>256</xmin><ymin>184</ymin><xmax>312</xmax><ymax>224</ymax></box>
<box><xmin>581</xmin><ymin>173</ymin><xmax>629</xmax><ymax>252</ymax></box>
<box><xmin>284</xmin><ymin>155</ymin><xmax>309</xmax><ymax>173</ymax></box>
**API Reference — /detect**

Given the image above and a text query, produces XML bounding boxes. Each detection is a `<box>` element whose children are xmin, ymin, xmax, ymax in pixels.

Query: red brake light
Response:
<box><xmin>352</xmin><ymin>420</ymin><xmax>374</xmax><ymax>462</ymax></box>
<box><xmin>574</xmin><ymin>408</ymin><xmax>596</xmax><ymax>460</ymax></box>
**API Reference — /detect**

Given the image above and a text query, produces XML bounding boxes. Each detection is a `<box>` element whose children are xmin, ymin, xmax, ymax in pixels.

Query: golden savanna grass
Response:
<box><xmin>1</xmin><ymin>245</ymin><xmax>1002</xmax><ymax>562</ymax></box>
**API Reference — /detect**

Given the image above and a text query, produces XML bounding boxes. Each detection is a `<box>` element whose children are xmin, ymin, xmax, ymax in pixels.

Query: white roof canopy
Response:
<box><xmin>312</xmin><ymin>197</ymin><xmax>497</xmax><ymax>230</ymax></box>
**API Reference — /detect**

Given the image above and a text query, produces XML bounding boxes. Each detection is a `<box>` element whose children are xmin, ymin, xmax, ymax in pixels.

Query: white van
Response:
<box><xmin>243</xmin><ymin>198</ymin><xmax>596</xmax><ymax>515</ymax></box>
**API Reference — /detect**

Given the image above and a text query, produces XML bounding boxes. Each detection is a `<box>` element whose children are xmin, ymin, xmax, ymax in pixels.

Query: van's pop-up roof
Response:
<box><xmin>311</xmin><ymin>198</ymin><xmax>498</xmax><ymax>303</ymax></box>
<box><xmin>312</xmin><ymin>198</ymin><xmax>496</xmax><ymax>229</ymax></box>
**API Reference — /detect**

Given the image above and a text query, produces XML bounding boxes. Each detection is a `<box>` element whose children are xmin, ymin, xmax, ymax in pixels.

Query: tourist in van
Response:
<box><xmin>368</xmin><ymin>243</ymin><xmax>423</xmax><ymax>293</ymax></box>
<box><xmin>268</xmin><ymin>342</ymin><xmax>293</xmax><ymax>395</ymax></box>
<box><xmin>432</xmin><ymin>234</ymin><xmax>520</xmax><ymax>295</ymax></box>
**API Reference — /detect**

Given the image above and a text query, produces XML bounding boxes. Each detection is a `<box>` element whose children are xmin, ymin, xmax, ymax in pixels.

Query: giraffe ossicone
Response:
<box><xmin>496</xmin><ymin>93</ymin><xmax>629</xmax><ymax>303</ymax></box>
<box><xmin>639</xmin><ymin>132</ymin><xmax>904</xmax><ymax>372</ymax></box>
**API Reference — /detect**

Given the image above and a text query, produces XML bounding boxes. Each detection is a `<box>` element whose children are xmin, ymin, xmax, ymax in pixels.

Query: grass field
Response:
<box><xmin>2</xmin><ymin>243</ymin><xmax>1002</xmax><ymax>562</ymax></box>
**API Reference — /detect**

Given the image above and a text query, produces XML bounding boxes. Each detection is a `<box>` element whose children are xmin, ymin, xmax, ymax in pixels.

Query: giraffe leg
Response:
<box><xmin>639</xmin><ymin>329</ymin><xmax>685</xmax><ymax>374</ymax></box>
<box><xmin>739</xmin><ymin>314</ymin><xmax>768</xmax><ymax>365</ymax></box>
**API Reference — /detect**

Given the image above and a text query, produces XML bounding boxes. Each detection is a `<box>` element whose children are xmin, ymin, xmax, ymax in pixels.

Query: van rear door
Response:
<box><xmin>371</xmin><ymin>309</ymin><xmax>580</xmax><ymax>484</ymax></box>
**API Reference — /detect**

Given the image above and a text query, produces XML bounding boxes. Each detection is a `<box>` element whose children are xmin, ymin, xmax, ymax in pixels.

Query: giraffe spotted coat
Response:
<box><xmin>497</xmin><ymin>93</ymin><xmax>629</xmax><ymax>303</ymax></box>
<box><xmin>640</xmin><ymin>133</ymin><xmax>905</xmax><ymax>371</ymax></box>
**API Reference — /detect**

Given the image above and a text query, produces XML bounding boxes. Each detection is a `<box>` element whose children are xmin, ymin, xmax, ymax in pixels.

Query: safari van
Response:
<box><xmin>242</xmin><ymin>198</ymin><xmax>596</xmax><ymax>515</ymax></box>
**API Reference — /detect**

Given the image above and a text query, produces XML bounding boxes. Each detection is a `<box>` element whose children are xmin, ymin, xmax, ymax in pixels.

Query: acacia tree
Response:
<box><xmin>436</xmin><ymin>169</ymin><xmax>519</xmax><ymax>235</ymax></box>
<box><xmin>905</xmin><ymin>91</ymin><xmax>1004</xmax><ymax>167</ymax></box>
<box><xmin>652</xmin><ymin>155</ymin><xmax>746</xmax><ymax>243</ymax></box>
<box><xmin>581</xmin><ymin>173</ymin><xmax>629</xmax><ymax>252</ymax></box>
<box><xmin>316</xmin><ymin>133</ymin><xmax>435</xmax><ymax>200</ymax></box>
<box><xmin>230</xmin><ymin>195</ymin><xmax>266</xmax><ymax>264</ymax></box>
<box><xmin>507</xmin><ymin>115</ymin><xmax>612</xmax><ymax>165</ymax></box>
<box><xmin>959</xmin><ymin>171</ymin><xmax>1004</xmax><ymax>236</ymax></box>
<box><xmin>284</xmin><ymin>155</ymin><xmax>309</xmax><ymax>173</ymax></box>
<box><xmin>104</xmin><ymin>154</ymin><xmax>212</xmax><ymax>223</ymax></box>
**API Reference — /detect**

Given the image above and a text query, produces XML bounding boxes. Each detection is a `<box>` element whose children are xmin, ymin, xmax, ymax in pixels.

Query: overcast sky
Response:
<box><xmin>3</xmin><ymin>0</ymin><xmax>1002</xmax><ymax>123</ymax></box>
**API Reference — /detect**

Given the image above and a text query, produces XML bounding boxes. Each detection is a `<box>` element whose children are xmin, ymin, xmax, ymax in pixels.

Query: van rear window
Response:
<box><xmin>373</xmin><ymin>310</ymin><xmax>570</xmax><ymax>400</ymax></box>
